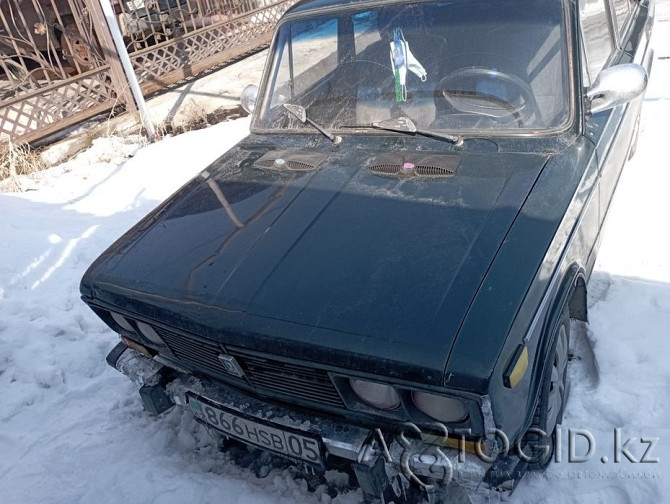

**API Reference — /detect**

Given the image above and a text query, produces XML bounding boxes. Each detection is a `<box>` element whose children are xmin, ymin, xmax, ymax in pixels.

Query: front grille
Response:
<box><xmin>154</xmin><ymin>327</ymin><xmax>345</xmax><ymax>408</ymax></box>
<box><xmin>155</xmin><ymin>327</ymin><xmax>233</xmax><ymax>379</ymax></box>
<box><xmin>229</xmin><ymin>349</ymin><xmax>346</xmax><ymax>408</ymax></box>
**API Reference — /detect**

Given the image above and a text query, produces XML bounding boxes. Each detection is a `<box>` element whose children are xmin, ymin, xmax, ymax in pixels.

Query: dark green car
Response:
<box><xmin>80</xmin><ymin>0</ymin><xmax>654</xmax><ymax>501</ymax></box>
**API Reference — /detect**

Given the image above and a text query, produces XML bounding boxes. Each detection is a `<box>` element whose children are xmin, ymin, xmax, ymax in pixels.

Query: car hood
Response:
<box><xmin>82</xmin><ymin>138</ymin><xmax>550</xmax><ymax>385</ymax></box>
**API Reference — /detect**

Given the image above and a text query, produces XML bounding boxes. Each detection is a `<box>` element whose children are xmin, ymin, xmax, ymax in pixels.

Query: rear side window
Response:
<box><xmin>580</xmin><ymin>0</ymin><xmax>615</xmax><ymax>81</ymax></box>
<box><xmin>612</xmin><ymin>0</ymin><xmax>631</xmax><ymax>34</ymax></box>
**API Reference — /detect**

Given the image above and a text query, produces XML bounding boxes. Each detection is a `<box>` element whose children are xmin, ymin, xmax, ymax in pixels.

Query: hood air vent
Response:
<box><xmin>254</xmin><ymin>149</ymin><xmax>328</xmax><ymax>172</ymax></box>
<box><xmin>368</xmin><ymin>154</ymin><xmax>460</xmax><ymax>178</ymax></box>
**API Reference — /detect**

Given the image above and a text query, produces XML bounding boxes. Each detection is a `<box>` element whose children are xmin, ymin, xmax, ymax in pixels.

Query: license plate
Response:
<box><xmin>188</xmin><ymin>395</ymin><xmax>322</xmax><ymax>465</ymax></box>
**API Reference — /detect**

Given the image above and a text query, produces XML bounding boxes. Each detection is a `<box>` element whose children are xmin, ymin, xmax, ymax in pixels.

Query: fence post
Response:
<box><xmin>85</xmin><ymin>0</ymin><xmax>136</xmax><ymax>114</ymax></box>
<box><xmin>87</xmin><ymin>0</ymin><xmax>156</xmax><ymax>139</ymax></box>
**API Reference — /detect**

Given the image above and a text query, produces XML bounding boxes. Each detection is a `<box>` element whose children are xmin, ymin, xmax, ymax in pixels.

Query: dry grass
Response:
<box><xmin>160</xmin><ymin>104</ymin><xmax>249</xmax><ymax>137</ymax></box>
<box><xmin>0</xmin><ymin>141</ymin><xmax>46</xmax><ymax>181</ymax></box>
<box><xmin>0</xmin><ymin>102</ymin><xmax>247</xmax><ymax>188</ymax></box>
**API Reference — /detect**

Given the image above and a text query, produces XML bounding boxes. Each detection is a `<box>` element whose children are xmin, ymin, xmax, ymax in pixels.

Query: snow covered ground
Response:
<box><xmin>2</xmin><ymin>16</ymin><xmax>669</xmax><ymax>504</ymax></box>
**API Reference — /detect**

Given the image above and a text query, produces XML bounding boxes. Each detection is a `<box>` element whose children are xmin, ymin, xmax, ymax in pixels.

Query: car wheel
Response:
<box><xmin>526</xmin><ymin>306</ymin><xmax>570</xmax><ymax>471</ymax></box>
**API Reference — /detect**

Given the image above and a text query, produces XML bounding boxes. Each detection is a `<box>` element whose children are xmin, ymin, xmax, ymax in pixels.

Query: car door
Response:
<box><xmin>580</xmin><ymin>0</ymin><xmax>654</xmax><ymax>224</ymax></box>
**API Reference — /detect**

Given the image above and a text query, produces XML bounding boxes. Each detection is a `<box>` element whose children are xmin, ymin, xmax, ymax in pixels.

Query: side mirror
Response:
<box><xmin>240</xmin><ymin>84</ymin><xmax>258</xmax><ymax>114</ymax></box>
<box><xmin>586</xmin><ymin>63</ymin><xmax>647</xmax><ymax>114</ymax></box>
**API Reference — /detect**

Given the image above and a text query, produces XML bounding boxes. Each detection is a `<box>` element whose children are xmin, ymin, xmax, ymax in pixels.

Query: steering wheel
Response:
<box><xmin>439</xmin><ymin>67</ymin><xmax>538</xmax><ymax>128</ymax></box>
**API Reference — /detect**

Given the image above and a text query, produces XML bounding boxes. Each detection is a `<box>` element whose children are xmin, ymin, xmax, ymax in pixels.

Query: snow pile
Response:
<box><xmin>0</xmin><ymin>119</ymin><xmax>359</xmax><ymax>504</ymax></box>
<box><xmin>1</xmin><ymin>29</ymin><xmax>670</xmax><ymax>504</ymax></box>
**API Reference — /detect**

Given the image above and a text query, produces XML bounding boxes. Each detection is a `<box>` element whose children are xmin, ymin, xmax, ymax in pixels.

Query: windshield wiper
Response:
<box><xmin>368</xmin><ymin>116</ymin><xmax>464</xmax><ymax>146</ymax></box>
<box><xmin>283</xmin><ymin>103</ymin><xmax>342</xmax><ymax>145</ymax></box>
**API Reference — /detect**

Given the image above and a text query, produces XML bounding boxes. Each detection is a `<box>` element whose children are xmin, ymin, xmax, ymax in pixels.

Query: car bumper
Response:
<box><xmin>109</xmin><ymin>343</ymin><xmax>497</xmax><ymax>498</ymax></box>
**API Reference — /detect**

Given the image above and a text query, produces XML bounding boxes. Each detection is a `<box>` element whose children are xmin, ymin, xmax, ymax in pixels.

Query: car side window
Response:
<box><xmin>579</xmin><ymin>0</ymin><xmax>615</xmax><ymax>83</ymax></box>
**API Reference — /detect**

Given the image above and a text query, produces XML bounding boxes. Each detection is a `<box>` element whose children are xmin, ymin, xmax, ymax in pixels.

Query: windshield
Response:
<box><xmin>256</xmin><ymin>0</ymin><xmax>570</xmax><ymax>134</ymax></box>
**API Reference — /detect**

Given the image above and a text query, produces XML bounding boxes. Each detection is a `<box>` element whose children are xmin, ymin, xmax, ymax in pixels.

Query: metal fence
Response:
<box><xmin>125</xmin><ymin>0</ymin><xmax>293</xmax><ymax>94</ymax></box>
<box><xmin>0</xmin><ymin>0</ymin><xmax>293</xmax><ymax>144</ymax></box>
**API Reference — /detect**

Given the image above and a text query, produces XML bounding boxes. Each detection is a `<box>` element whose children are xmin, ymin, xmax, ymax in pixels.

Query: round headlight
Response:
<box><xmin>412</xmin><ymin>391</ymin><xmax>468</xmax><ymax>423</ymax></box>
<box><xmin>349</xmin><ymin>378</ymin><xmax>401</xmax><ymax>410</ymax></box>
<box><xmin>136</xmin><ymin>321</ymin><xmax>165</xmax><ymax>346</ymax></box>
<box><xmin>110</xmin><ymin>312</ymin><xmax>135</xmax><ymax>333</ymax></box>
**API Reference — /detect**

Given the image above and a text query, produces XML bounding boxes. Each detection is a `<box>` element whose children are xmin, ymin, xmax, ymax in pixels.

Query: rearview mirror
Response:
<box><xmin>586</xmin><ymin>64</ymin><xmax>647</xmax><ymax>114</ymax></box>
<box><xmin>241</xmin><ymin>84</ymin><xmax>258</xmax><ymax>114</ymax></box>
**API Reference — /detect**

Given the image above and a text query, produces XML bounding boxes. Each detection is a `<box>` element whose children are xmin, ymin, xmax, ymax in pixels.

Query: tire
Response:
<box><xmin>525</xmin><ymin>306</ymin><xmax>570</xmax><ymax>471</ymax></box>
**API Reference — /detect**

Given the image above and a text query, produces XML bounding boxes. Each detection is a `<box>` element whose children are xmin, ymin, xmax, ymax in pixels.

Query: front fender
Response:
<box><xmin>447</xmin><ymin>137</ymin><xmax>597</xmax><ymax>444</ymax></box>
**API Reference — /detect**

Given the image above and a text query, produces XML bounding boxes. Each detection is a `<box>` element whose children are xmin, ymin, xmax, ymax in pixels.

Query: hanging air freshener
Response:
<box><xmin>391</xmin><ymin>28</ymin><xmax>407</xmax><ymax>102</ymax></box>
<box><xmin>389</xmin><ymin>28</ymin><xmax>428</xmax><ymax>103</ymax></box>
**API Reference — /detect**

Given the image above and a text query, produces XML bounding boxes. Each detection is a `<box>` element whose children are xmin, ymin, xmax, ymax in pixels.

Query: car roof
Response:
<box><xmin>285</xmin><ymin>0</ymin><xmax>400</xmax><ymax>17</ymax></box>
<box><xmin>284</xmin><ymin>0</ymin><xmax>561</xmax><ymax>18</ymax></box>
